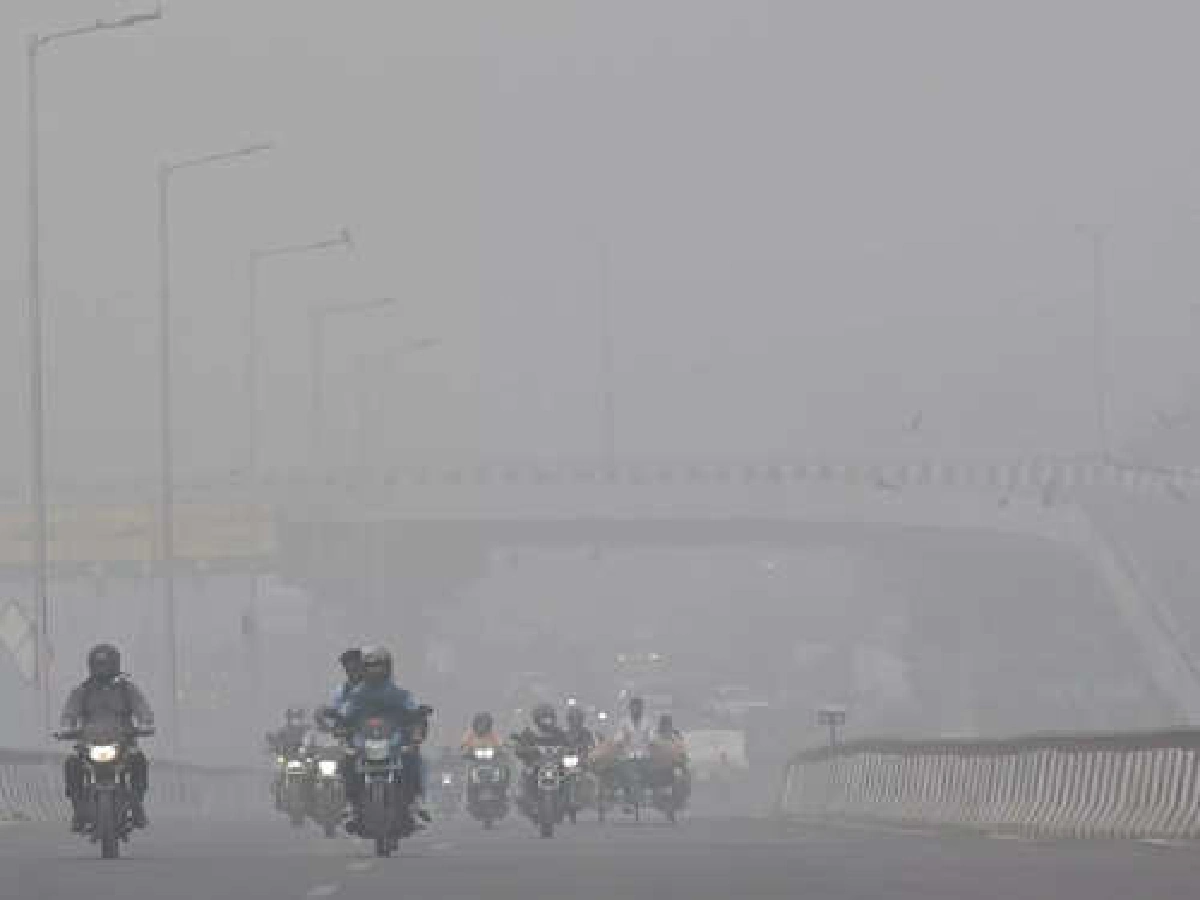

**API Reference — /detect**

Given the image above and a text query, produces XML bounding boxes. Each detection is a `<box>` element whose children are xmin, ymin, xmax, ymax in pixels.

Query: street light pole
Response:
<box><xmin>245</xmin><ymin>229</ymin><xmax>352</xmax><ymax>475</ymax></box>
<box><xmin>158</xmin><ymin>142</ymin><xmax>272</xmax><ymax>754</ymax></box>
<box><xmin>307</xmin><ymin>298</ymin><xmax>397</xmax><ymax>469</ymax></box>
<box><xmin>26</xmin><ymin>6</ymin><xmax>162</xmax><ymax>735</ymax></box>
<box><xmin>598</xmin><ymin>242</ymin><xmax>616</xmax><ymax>467</ymax></box>
<box><xmin>1078</xmin><ymin>225</ymin><xmax>1111</xmax><ymax>460</ymax></box>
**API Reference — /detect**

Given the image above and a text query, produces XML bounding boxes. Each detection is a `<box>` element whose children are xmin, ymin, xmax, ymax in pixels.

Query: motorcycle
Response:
<box><xmin>432</xmin><ymin>768</ymin><xmax>461</xmax><ymax>819</ymax></box>
<box><xmin>55</xmin><ymin>726</ymin><xmax>154</xmax><ymax>859</ymax></box>
<box><xmin>306</xmin><ymin>745</ymin><xmax>347</xmax><ymax>838</ymax></box>
<box><xmin>520</xmin><ymin>745</ymin><xmax>566</xmax><ymax>838</ymax></box>
<box><xmin>560</xmin><ymin>748</ymin><xmax>585</xmax><ymax>824</ymax></box>
<box><xmin>344</xmin><ymin>706</ymin><xmax>431</xmax><ymax>858</ymax></box>
<box><xmin>465</xmin><ymin>745</ymin><xmax>509</xmax><ymax>829</ymax></box>
<box><xmin>603</xmin><ymin>749</ymin><xmax>688</xmax><ymax>823</ymax></box>
<box><xmin>273</xmin><ymin>749</ymin><xmax>310</xmax><ymax>828</ymax></box>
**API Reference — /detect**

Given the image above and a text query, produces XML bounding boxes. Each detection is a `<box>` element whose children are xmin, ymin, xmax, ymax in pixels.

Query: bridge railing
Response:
<box><xmin>777</xmin><ymin>729</ymin><xmax>1200</xmax><ymax>839</ymax></box>
<box><xmin>0</xmin><ymin>748</ymin><xmax>268</xmax><ymax>822</ymax></box>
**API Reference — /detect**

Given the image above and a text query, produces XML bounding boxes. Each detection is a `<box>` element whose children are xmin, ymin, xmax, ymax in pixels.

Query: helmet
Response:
<box><xmin>340</xmin><ymin>648</ymin><xmax>364</xmax><ymax>681</ymax></box>
<box><xmin>566</xmin><ymin>705</ymin><xmax>586</xmax><ymax>729</ymax></box>
<box><xmin>472</xmin><ymin>712</ymin><xmax>493</xmax><ymax>736</ymax></box>
<box><xmin>629</xmin><ymin>696</ymin><xmax>645</xmax><ymax>720</ymax></box>
<box><xmin>532</xmin><ymin>703</ymin><xmax>557</xmax><ymax>731</ymax></box>
<box><xmin>286</xmin><ymin>707</ymin><xmax>306</xmax><ymax>727</ymax></box>
<box><xmin>87</xmin><ymin>644</ymin><xmax>121</xmax><ymax>681</ymax></box>
<box><xmin>361</xmin><ymin>646</ymin><xmax>392</xmax><ymax>684</ymax></box>
<box><xmin>657</xmin><ymin>714</ymin><xmax>675</xmax><ymax>737</ymax></box>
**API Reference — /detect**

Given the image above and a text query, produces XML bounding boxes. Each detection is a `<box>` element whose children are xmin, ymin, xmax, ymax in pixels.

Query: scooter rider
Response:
<box><xmin>462</xmin><ymin>712</ymin><xmax>509</xmax><ymax>804</ymax></box>
<box><xmin>337</xmin><ymin>646</ymin><xmax>430</xmax><ymax>827</ymax></box>
<box><xmin>59</xmin><ymin>644</ymin><xmax>154</xmax><ymax>832</ymax></box>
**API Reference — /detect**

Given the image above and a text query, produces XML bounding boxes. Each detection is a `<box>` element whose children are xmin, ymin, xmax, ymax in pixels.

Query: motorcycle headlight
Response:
<box><xmin>473</xmin><ymin>746</ymin><xmax>495</xmax><ymax>761</ymax></box>
<box><xmin>89</xmin><ymin>745</ymin><xmax>119</xmax><ymax>764</ymax></box>
<box><xmin>317</xmin><ymin>759</ymin><xmax>339</xmax><ymax>777</ymax></box>
<box><xmin>562</xmin><ymin>755</ymin><xmax>580</xmax><ymax>769</ymax></box>
<box><xmin>441</xmin><ymin>773</ymin><xmax>454</xmax><ymax>785</ymax></box>
<box><xmin>286</xmin><ymin>759</ymin><xmax>306</xmax><ymax>771</ymax></box>
<box><xmin>276</xmin><ymin>755</ymin><xmax>287</xmax><ymax>765</ymax></box>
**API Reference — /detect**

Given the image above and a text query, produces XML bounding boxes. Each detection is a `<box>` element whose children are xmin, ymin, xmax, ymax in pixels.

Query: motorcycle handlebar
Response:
<box><xmin>53</xmin><ymin>727</ymin><xmax>154</xmax><ymax>741</ymax></box>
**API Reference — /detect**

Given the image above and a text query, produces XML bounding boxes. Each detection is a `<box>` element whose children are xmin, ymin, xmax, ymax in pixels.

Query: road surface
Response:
<box><xmin>4</xmin><ymin>812</ymin><xmax>1200</xmax><ymax>899</ymax></box>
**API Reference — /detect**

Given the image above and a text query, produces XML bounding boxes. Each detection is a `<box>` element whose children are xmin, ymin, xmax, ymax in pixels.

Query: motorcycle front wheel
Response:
<box><xmin>537</xmin><ymin>793</ymin><xmax>555</xmax><ymax>839</ymax></box>
<box><xmin>95</xmin><ymin>791</ymin><xmax>119</xmax><ymax>859</ymax></box>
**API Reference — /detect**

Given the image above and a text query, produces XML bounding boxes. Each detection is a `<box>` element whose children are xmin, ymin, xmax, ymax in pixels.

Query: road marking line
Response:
<box><xmin>306</xmin><ymin>885</ymin><xmax>341</xmax><ymax>898</ymax></box>
<box><xmin>346</xmin><ymin>861</ymin><xmax>375</xmax><ymax>873</ymax></box>
<box><xmin>1139</xmin><ymin>839</ymin><xmax>1192</xmax><ymax>850</ymax></box>
<box><xmin>431</xmin><ymin>841</ymin><xmax>455</xmax><ymax>851</ymax></box>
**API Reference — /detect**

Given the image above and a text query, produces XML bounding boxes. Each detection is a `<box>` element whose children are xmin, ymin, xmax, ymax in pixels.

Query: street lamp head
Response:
<box><xmin>239</xmin><ymin>141</ymin><xmax>275</xmax><ymax>158</ymax></box>
<box><xmin>111</xmin><ymin>5</ymin><xmax>164</xmax><ymax>28</ymax></box>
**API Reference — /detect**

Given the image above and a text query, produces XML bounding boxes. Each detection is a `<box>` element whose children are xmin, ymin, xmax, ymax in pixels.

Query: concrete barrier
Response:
<box><xmin>0</xmin><ymin>748</ymin><xmax>268</xmax><ymax>823</ymax></box>
<box><xmin>778</xmin><ymin>730</ymin><xmax>1200</xmax><ymax>839</ymax></box>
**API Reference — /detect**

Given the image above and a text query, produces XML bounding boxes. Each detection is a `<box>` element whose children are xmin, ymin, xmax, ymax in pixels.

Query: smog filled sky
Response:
<box><xmin>4</xmin><ymin>0</ymin><xmax>1200</xmax><ymax>480</ymax></box>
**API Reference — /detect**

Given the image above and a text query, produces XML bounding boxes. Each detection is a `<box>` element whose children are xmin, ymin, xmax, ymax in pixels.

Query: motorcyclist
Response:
<box><xmin>58</xmin><ymin>644</ymin><xmax>154</xmax><ymax>832</ymax></box>
<box><xmin>564</xmin><ymin>705</ymin><xmax>596</xmax><ymax>758</ymax></box>
<box><xmin>461</xmin><ymin>712</ymin><xmax>509</xmax><ymax>805</ymax></box>
<box><xmin>653</xmin><ymin>713</ymin><xmax>689</xmax><ymax>794</ymax></box>
<box><xmin>614</xmin><ymin>696</ymin><xmax>655</xmax><ymax>805</ymax></box>
<box><xmin>513</xmin><ymin>703</ymin><xmax>570</xmax><ymax>814</ymax></box>
<box><xmin>461</xmin><ymin>711</ymin><xmax>502</xmax><ymax>753</ymax></box>
<box><xmin>617</xmin><ymin>696</ymin><xmax>654</xmax><ymax>754</ymax></box>
<box><xmin>266</xmin><ymin>708</ymin><xmax>309</xmax><ymax>756</ymax></box>
<box><xmin>315</xmin><ymin>648</ymin><xmax>365</xmax><ymax>730</ymax></box>
<box><xmin>314</xmin><ymin>648</ymin><xmax>366</xmax><ymax>824</ymax></box>
<box><xmin>336</xmin><ymin>645</ymin><xmax>430</xmax><ymax>828</ymax></box>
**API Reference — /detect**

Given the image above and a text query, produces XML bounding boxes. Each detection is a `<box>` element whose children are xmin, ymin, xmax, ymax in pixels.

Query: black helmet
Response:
<box><xmin>566</xmin><ymin>705</ymin><xmax>586</xmax><ymax>729</ymax></box>
<box><xmin>340</xmin><ymin>648</ymin><xmax>364</xmax><ymax>681</ymax></box>
<box><xmin>472</xmin><ymin>712</ymin><xmax>494</xmax><ymax>736</ymax></box>
<box><xmin>629</xmin><ymin>696</ymin><xmax>645</xmax><ymax>720</ymax></box>
<box><xmin>87</xmin><ymin>644</ymin><xmax>121</xmax><ymax>680</ymax></box>
<box><xmin>361</xmin><ymin>646</ymin><xmax>393</xmax><ymax>684</ymax></box>
<box><xmin>657</xmin><ymin>714</ymin><xmax>675</xmax><ymax>737</ymax></box>
<box><xmin>532</xmin><ymin>703</ymin><xmax>557</xmax><ymax>731</ymax></box>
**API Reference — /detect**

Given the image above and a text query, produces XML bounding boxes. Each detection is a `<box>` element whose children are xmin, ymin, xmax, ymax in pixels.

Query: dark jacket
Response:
<box><xmin>60</xmin><ymin>676</ymin><xmax>154</xmax><ymax>736</ymax></box>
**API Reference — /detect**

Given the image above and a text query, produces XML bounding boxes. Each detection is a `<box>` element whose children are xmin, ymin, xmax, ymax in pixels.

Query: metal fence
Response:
<box><xmin>0</xmin><ymin>748</ymin><xmax>267</xmax><ymax>822</ymax></box>
<box><xmin>777</xmin><ymin>730</ymin><xmax>1200</xmax><ymax>839</ymax></box>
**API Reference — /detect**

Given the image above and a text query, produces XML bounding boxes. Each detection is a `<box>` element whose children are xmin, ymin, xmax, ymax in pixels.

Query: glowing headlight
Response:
<box><xmin>441</xmin><ymin>773</ymin><xmax>454</xmax><ymax>785</ymax></box>
<box><xmin>473</xmin><ymin>747</ymin><xmax>495</xmax><ymax>761</ymax></box>
<box><xmin>286</xmin><ymin>759</ymin><xmax>306</xmax><ymax>771</ymax></box>
<box><xmin>89</xmin><ymin>745</ymin><xmax>118</xmax><ymax>764</ymax></box>
<box><xmin>562</xmin><ymin>755</ymin><xmax>580</xmax><ymax>769</ymax></box>
<box><xmin>276</xmin><ymin>755</ymin><xmax>287</xmax><ymax>765</ymax></box>
<box><xmin>317</xmin><ymin>759</ymin><xmax>339</xmax><ymax>777</ymax></box>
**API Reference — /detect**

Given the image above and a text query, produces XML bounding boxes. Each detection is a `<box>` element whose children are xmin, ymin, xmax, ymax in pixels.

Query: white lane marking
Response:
<box><xmin>346</xmin><ymin>861</ymin><xmax>375</xmax><ymax>873</ymax></box>
<box><xmin>431</xmin><ymin>841</ymin><xmax>455</xmax><ymax>851</ymax></box>
<box><xmin>306</xmin><ymin>885</ymin><xmax>341</xmax><ymax>898</ymax></box>
<box><xmin>1139</xmin><ymin>839</ymin><xmax>1193</xmax><ymax>850</ymax></box>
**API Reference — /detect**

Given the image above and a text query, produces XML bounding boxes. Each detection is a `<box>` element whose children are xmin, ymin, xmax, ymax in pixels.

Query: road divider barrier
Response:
<box><xmin>0</xmin><ymin>749</ymin><xmax>267</xmax><ymax>822</ymax></box>
<box><xmin>778</xmin><ymin>730</ymin><xmax>1200</xmax><ymax>839</ymax></box>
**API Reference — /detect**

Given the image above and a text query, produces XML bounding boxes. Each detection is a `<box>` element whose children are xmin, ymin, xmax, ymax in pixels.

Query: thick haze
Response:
<box><xmin>5</xmin><ymin>0</ymin><xmax>1200</xmax><ymax>479</ymax></box>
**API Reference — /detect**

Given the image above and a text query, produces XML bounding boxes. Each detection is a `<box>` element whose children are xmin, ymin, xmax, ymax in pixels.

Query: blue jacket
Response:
<box><xmin>338</xmin><ymin>679</ymin><xmax>419</xmax><ymax>736</ymax></box>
